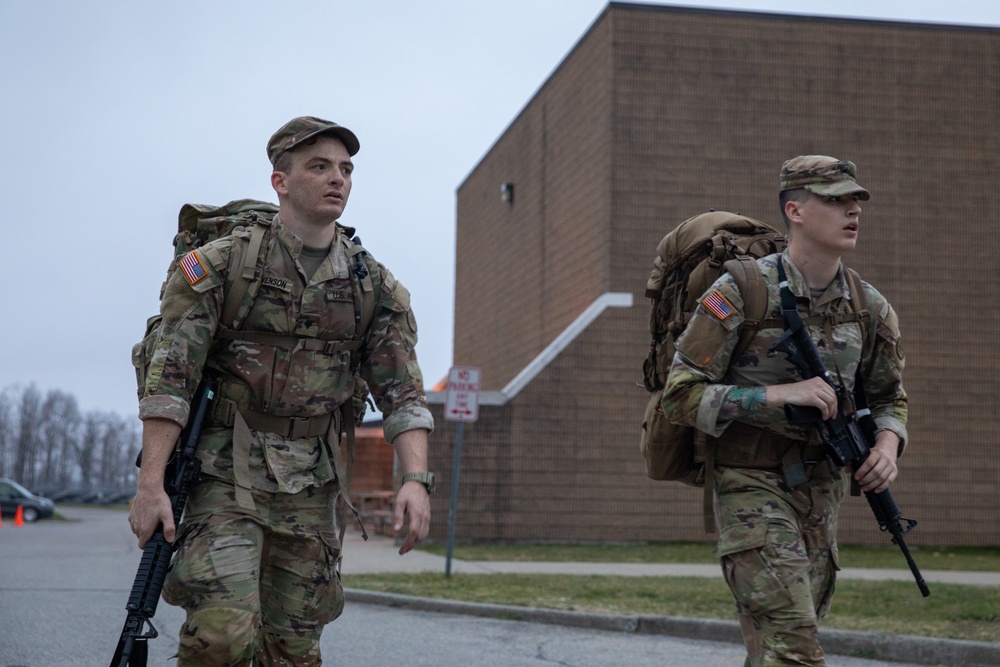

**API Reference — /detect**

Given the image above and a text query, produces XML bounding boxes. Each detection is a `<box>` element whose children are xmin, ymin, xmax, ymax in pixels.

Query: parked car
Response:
<box><xmin>0</xmin><ymin>478</ymin><xmax>55</xmax><ymax>522</ymax></box>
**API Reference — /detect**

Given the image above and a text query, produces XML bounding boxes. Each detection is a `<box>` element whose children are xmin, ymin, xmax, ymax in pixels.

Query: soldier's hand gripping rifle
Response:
<box><xmin>769</xmin><ymin>264</ymin><xmax>930</xmax><ymax>597</ymax></box>
<box><xmin>110</xmin><ymin>378</ymin><xmax>217</xmax><ymax>667</ymax></box>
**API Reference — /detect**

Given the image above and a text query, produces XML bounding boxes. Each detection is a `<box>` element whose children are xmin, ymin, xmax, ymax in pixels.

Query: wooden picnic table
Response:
<box><xmin>351</xmin><ymin>489</ymin><xmax>396</xmax><ymax>535</ymax></box>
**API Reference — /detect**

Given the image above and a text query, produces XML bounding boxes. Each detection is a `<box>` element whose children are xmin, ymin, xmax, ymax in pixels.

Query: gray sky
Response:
<box><xmin>1</xmin><ymin>0</ymin><xmax>996</xmax><ymax>420</ymax></box>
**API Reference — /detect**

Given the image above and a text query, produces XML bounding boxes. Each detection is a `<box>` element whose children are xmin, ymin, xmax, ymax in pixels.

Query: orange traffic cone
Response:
<box><xmin>14</xmin><ymin>505</ymin><xmax>24</xmax><ymax>526</ymax></box>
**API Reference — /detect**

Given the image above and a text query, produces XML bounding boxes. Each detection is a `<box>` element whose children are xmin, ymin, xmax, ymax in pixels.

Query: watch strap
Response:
<box><xmin>401</xmin><ymin>471</ymin><xmax>435</xmax><ymax>493</ymax></box>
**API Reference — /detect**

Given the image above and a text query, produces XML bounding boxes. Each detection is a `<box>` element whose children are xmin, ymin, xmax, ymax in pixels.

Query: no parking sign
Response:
<box><xmin>444</xmin><ymin>366</ymin><xmax>480</xmax><ymax>422</ymax></box>
<box><xmin>443</xmin><ymin>366</ymin><xmax>480</xmax><ymax>576</ymax></box>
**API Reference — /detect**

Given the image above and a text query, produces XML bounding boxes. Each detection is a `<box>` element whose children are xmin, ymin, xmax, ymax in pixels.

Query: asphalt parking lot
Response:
<box><xmin>1</xmin><ymin>506</ymin><xmax>996</xmax><ymax>667</ymax></box>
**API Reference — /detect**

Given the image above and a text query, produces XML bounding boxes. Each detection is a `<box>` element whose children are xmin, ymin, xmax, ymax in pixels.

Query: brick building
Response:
<box><xmin>424</xmin><ymin>3</ymin><xmax>1000</xmax><ymax>546</ymax></box>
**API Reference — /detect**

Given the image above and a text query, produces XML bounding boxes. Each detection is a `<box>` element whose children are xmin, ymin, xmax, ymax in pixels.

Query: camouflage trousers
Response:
<box><xmin>162</xmin><ymin>477</ymin><xmax>345</xmax><ymax>666</ymax></box>
<box><xmin>714</xmin><ymin>464</ymin><xmax>846</xmax><ymax>667</ymax></box>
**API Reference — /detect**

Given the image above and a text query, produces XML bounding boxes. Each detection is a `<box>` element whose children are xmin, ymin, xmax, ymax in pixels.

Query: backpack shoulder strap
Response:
<box><xmin>843</xmin><ymin>266</ymin><xmax>870</xmax><ymax>342</ymax></box>
<box><xmin>220</xmin><ymin>218</ymin><xmax>271</xmax><ymax>329</ymax></box>
<box><xmin>334</xmin><ymin>232</ymin><xmax>384</xmax><ymax>546</ymax></box>
<box><xmin>341</xmin><ymin>233</ymin><xmax>381</xmax><ymax>341</ymax></box>
<box><xmin>724</xmin><ymin>258</ymin><xmax>872</xmax><ymax>359</ymax></box>
<box><xmin>724</xmin><ymin>256</ymin><xmax>770</xmax><ymax>362</ymax></box>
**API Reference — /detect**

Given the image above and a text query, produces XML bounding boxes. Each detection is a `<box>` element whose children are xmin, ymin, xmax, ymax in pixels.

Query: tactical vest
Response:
<box><xmin>699</xmin><ymin>263</ymin><xmax>871</xmax><ymax>531</ymax></box>
<box><xmin>133</xmin><ymin>202</ymin><xmax>380</xmax><ymax>539</ymax></box>
<box><xmin>208</xmin><ymin>216</ymin><xmax>380</xmax><ymax>535</ymax></box>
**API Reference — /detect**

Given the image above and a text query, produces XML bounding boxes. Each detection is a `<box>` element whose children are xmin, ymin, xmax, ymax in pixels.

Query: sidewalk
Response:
<box><xmin>340</xmin><ymin>530</ymin><xmax>1000</xmax><ymax>667</ymax></box>
<box><xmin>340</xmin><ymin>530</ymin><xmax>1000</xmax><ymax>586</ymax></box>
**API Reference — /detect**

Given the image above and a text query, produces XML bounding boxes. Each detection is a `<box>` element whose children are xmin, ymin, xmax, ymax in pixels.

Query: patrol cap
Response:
<box><xmin>779</xmin><ymin>155</ymin><xmax>870</xmax><ymax>201</ymax></box>
<box><xmin>267</xmin><ymin>116</ymin><xmax>360</xmax><ymax>166</ymax></box>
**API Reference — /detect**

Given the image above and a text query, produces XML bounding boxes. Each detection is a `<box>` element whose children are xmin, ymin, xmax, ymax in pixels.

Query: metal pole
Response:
<box><xmin>445</xmin><ymin>420</ymin><xmax>464</xmax><ymax>577</ymax></box>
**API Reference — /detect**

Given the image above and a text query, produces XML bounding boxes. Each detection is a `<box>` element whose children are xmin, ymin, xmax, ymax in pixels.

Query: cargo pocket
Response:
<box><xmin>307</xmin><ymin>528</ymin><xmax>345</xmax><ymax>626</ymax></box>
<box><xmin>131</xmin><ymin>315</ymin><xmax>162</xmax><ymax>400</ymax></box>
<box><xmin>162</xmin><ymin>516</ymin><xmax>209</xmax><ymax>608</ymax></box>
<box><xmin>163</xmin><ymin>516</ymin><xmax>260</xmax><ymax>611</ymax></box>
<box><xmin>718</xmin><ymin>521</ymin><xmax>796</xmax><ymax>618</ymax></box>
<box><xmin>815</xmin><ymin>544</ymin><xmax>841</xmax><ymax>619</ymax></box>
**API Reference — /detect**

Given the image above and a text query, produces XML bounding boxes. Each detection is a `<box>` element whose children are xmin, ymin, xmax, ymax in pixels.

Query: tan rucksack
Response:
<box><xmin>132</xmin><ymin>199</ymin><xmax>382</xmax><ymax>537</ymax></box>
<box><xmin>639</xmin><ymin>210</ymin><xmax>786</xmax><ymax>485</ymax></box>
<box><xmin>132</xmin><ymin>199</ymin><xmax>379</xmax><ymax>419</ymax></box>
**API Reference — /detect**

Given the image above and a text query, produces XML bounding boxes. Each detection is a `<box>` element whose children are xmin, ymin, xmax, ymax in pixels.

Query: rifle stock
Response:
<box><xmin>111</xmin><ymin>378</ymin><xmax>217</xmax><ymax>667</ymax></box>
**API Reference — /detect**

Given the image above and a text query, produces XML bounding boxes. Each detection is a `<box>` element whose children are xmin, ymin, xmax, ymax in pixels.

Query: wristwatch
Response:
<box><xmin>401</xmin><ymin>471</ymin><xmax>436</xmax><ymax>494</ymax></box>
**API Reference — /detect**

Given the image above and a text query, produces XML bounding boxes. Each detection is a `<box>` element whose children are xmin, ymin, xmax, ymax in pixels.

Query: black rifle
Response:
<box><xmin>770</xmin><ymin>263</ymin><xmax>930</xmax><ymax>597</ymax></box>
<box><xmin>110</xmin><ymin>378</ymin><xmax>217</xmax><ymax>666</ymax></box>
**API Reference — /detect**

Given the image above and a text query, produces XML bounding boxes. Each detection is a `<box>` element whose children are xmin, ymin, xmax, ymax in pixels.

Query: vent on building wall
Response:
<box><xmin>500</xmin><ymin>182</ymin><xmax>514</xmax><ymax>204</ymax></box>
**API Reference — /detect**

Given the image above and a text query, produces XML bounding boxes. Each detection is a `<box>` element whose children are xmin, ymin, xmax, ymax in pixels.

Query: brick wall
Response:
<box><xmin>436</xmin><ymin>3</ymin><xmax>1000</xmax><ymax>546</ymax></box>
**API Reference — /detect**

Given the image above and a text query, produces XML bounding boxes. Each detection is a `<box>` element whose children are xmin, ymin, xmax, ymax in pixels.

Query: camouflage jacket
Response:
<box><xmin>138</xmin><ymin>216</ymin><xmax>434</xmax><ymax>492</ymax></box>
<box><xmin>662</xmin><ymin>251</ymin><xmax>907</xmax><ymax>449</ymax></box>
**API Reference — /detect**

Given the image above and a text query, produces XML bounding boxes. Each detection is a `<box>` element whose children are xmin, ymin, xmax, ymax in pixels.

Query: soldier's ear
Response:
<box><xmin>271</xmin><ymin>170</ymin><xmax>288</xmax><ymax>196</ymax></box>
<box><xmin>784</xmin><ymin>198</ymin><xmax>806</xmax><ymax>227</ymax></box>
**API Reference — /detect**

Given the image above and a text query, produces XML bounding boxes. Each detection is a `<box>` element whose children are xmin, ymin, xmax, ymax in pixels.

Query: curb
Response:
<box><xmin>345</xmin><ymin>588</ymin><xmax>1000</xmax><ymax>667</ymax></box>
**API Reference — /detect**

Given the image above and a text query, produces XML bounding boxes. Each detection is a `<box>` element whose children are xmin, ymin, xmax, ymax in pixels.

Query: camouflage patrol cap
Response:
<box><xmin>267</xmin><ymin>116</ymin><xmax>360</xmax><ymax>166</ymax></box>
<box><xmin>780</xmin><ymin>155</ymin><xmax>870</xmax><ymax>201</ymax></box>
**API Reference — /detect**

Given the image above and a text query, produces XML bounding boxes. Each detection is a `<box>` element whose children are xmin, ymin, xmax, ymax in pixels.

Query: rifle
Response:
<box><xmin>110</xmin><ymin>378</ymin><xmax>217</xmax><ymax>667</ymax></box>
<box><xmin>769</xmin><ymin>263</ymin><xmax>930</xmax><ymax>598</ymax></box>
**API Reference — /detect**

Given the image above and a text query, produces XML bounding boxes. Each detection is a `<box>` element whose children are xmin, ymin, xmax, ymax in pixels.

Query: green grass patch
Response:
<box><xmin>418</xmin><ymin>542</ymin><xmax>1000</xmax><ymax>572</ymax></box>
<box><xmin>344</xmin><ymin>572</ymin><xmax>1000</xmax><ymax>644</ymax></box>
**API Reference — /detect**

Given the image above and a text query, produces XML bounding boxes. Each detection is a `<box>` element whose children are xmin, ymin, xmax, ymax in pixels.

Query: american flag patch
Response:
<box><xmin>701</xmin><ymin>289</ymin><xmax>735</xmax><ymax>320</ymax></box>
<box><xmin>179</xmin><ymin>251</ymin><xmax>207</xmax><ymax>285</ymax></box>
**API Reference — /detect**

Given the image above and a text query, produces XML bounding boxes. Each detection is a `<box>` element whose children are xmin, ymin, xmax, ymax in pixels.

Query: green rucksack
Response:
<box><xmin>639</xmin><ymin>210</ymin><xmax>786</xmax><ymax>486</ymax></box>
<box><xmin>131</xmin><ymin>198</ymin><xmax>379</xmax><ymax>429</ymax></box>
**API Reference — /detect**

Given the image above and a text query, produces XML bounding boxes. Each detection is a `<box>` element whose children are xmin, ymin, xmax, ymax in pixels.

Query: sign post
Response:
<box><xmin>443</xmin><ymin>366</ymin><xmax>480</xmax><ymax>577</ymax></box>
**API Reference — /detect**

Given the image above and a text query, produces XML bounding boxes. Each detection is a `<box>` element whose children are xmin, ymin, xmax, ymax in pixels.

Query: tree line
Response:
<box><xmin>0</xmin><ymin>384</ymin><xmax>139</xmax><ymax>495</ymax></box>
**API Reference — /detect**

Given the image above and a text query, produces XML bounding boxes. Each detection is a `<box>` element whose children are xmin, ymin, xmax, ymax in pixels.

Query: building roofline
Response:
<box><xmin>455</xmin><ymin>4</ymin><xmax>616</xmax><ymax>190</ymax></box>
<box><xmin>456</xmin><ymin>2</ymin><xmax>998</xmax><ymax>193</ymax></box>
<box><xmin>608</xmin><ymin>1</ymin><xmax>1000</xmax><ymax>32</ymax></box>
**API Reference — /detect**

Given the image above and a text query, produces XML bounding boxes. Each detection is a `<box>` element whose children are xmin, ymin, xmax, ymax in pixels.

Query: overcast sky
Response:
<box><xmin>1</xmin><ymin>0</ymin><xmax>996</xmax><ymax>420</ymax></box>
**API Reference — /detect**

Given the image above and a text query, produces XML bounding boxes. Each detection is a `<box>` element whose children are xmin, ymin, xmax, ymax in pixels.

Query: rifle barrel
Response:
<box><xmin>864</xmin><ymin>488</ymin><xmax>931</xmax><ymax>597</ymax></box>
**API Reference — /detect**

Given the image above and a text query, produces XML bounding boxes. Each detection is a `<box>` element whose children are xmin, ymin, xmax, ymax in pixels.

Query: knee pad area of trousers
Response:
<box><xmin>257</xmin><ymin>632</ymin><xmax>322</xmax><ymax>667</ymax></box>
<box><xmin>178</xmin><ymin>606</ymin><xmax>259</xmax><ymax>667</ymax></box>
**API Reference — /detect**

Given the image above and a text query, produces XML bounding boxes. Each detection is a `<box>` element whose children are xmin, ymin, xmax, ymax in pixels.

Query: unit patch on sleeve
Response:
<box><xmin>701</xmin><ymin>289</ymin><xmax>735</xmax><ymax>321</ymax></box>
<box><xmin>179</xmin><ymin>250</ymin><xmax>208</xmax><ymax>285</ymax></box>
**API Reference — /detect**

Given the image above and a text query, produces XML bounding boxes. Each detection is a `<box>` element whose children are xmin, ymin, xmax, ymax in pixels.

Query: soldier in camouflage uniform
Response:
<box><xmin>128</xmin><ymin>116</ymin><xmax>436</xmax><ymax>666</ymax></box>
<box><xmin>662</xmin><ymin>156</ymin><xmax>907</xmax><ymax>666</ymax></box>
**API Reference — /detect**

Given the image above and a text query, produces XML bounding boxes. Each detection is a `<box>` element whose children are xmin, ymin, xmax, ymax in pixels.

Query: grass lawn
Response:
<box><xmin>418</xmin><ymin>541</ymin><xmax>1000</xmax><ymax>571</ymax></box>
<box><xmin>344</xmin><ymin>542</ymin><xmax>1000</xmax><ymax>644</ymax></box>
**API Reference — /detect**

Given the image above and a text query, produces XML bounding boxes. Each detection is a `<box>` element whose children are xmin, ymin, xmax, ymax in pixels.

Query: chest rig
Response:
<box><xmin>206</xmin><ymin>213</ymin><xmax>380</xmax><ymax>537</ymax></box>
<box><xmin>699</xmin><ymin>262</ymin><xmax>871</xmax><ymax>531</ymax></box>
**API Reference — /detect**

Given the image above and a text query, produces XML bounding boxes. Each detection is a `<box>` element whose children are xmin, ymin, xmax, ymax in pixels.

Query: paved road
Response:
<box><xmin>0</xmin><ymin>506</ymin><xmax>980</xmax><ymax>666</ymax></box>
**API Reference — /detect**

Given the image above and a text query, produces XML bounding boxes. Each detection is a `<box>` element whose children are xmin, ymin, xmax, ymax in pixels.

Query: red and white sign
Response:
<box><xmin>444</xmin><ymin>366</ymin><xmax>481</xmax><ymax>422</ymax></box>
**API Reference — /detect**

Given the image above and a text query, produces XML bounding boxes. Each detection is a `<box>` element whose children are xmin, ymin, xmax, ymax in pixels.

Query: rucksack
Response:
<box><xmin>131</xmin><ymin>199</ymin><xmax>380</xmax><ymax>510</ymax></box>
<box><xmin>132</xmin><ymin>199</ymin><xmax>385</xmax><ymax>543</ymax></box>
<box><xmin>132</xmin><ymin>199</ymin><xmax>378</xmax><ymax>419</ymax></box>
<box><xmin>132</xmin><ymin>199</ymin><xmax>276</xmax><ymax>397</ymax></box>
<box><xmin>639</xmin><ymin>210</ymin><xmax>786</xmax><ymax>485</ymax></box>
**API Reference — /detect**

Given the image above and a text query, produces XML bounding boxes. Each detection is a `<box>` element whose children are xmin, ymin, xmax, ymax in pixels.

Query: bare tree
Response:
<box><xmin>13</xmin><ymin>384</ymin><xmax>43</xmax><ymax>487</ymax></box>
<box><xmin>95</xmin><ymin>412</ymin><xmax>139</xmax><ymax>491</ymax></box>
<box><xmin>76</xmin><ymin>413</ymin><xmax>104</xmax><ymax>490</ymax></box>
<box><xmin>0</xmin><ymin>387</ymin><xmax>13</xmax><ymax>476</ymax></box>
<box><xmin>39</xmin><ymin>391</ymin><xmax>81</xmax><ymax>491</ymax></box>
<box><xmin>0</xmin><ymin>384</ymin><xmax>141</xmax><ymax>494</ymax></box>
